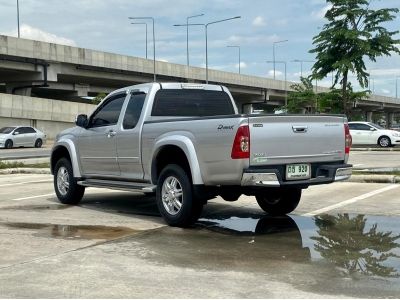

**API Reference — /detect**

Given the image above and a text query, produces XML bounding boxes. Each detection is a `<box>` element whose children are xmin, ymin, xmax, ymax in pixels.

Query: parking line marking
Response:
<box><xmin>0</xmin><ymin>179</ymin><xmax>51</xmax><ymax>187</ymax></box>
<box><xmin>302</xmin><ymin>184</ymin><xmax>400</xmax><ymax>217</ymax></box>
<box><xmin>11</xmin><ymin>193</ymin><xmax>55</xmax><ymax>201</ymax></box>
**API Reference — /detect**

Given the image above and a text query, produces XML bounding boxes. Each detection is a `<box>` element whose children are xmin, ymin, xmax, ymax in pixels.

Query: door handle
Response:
<box><xmin>292</xmin><ymin>125</ymin><xmax>308</xmax><ymax>133</ymax></box>
<box><xmin>107</xmin><ymin>130</ymin><xmax>117</xmax><ymax>138</ymax></box>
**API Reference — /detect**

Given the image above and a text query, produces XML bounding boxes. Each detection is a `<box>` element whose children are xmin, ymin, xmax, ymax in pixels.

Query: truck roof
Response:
<box><xmin>109</xmin><ymin>82</ymin><xmax>228</xmax><ymax>96</ymax></box>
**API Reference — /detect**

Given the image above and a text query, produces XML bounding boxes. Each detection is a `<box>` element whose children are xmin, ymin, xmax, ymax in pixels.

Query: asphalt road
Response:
<box><xmin>0</xmin><ymin>174</ymin><xmax>399</xmax><ymax>298</ymax></box>
<box><xmin>0</xmin><ymin>146</ymin><xmax>51</xmax><ymax>160</ymax></box>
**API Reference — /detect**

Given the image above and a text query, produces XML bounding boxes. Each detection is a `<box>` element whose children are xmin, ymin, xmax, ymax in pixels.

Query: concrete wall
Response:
<box><xmin>0</xmin><ymin>93</ymin><xmax>96</xmax><ymax>139</ymax></box>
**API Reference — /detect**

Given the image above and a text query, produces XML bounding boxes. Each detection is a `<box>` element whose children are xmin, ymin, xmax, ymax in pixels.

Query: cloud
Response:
<box><xmin>381</xmin><ymin>89</ymin><xmax>391</xmax><ymax>94</ymax></box>
<box><xmin>267</xmin><ymin>70</ymin><xmax>283</xmax><ymax>77</ymax></box>
<box><xmin>369</xmin><ymin>68</ymin><xmax>400</xmax><ymax>77</ymax></box>
<box><xmin>4</xmin><ymin>24</ymin><xmax>76</xmax><ymax>46</ymax></box>
<box><xmin>237</xmin><ymin>62</ymin><xmax>247</xmax><ymax>69</ymax></box>
<box><xmin>252</xmin><ymin>16</ymin><xmax>266</xmax><ymax>27</ymax></box>
<box><xmin>227</xmin><ymin>34</ymin><xmax>279</xmax><ymax>45</ymax></box>
<box><xmin>311</xmin><ymin>4</ymin><xmax>332</xmax><ymax>20</ymax></box>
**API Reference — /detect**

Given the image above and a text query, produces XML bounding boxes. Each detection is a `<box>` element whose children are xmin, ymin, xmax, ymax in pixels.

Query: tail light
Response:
<box><xmin>344</xmin><ymin>123</ymin><xmax>352</xmax><ymax>154</ymax></box>
<box><xmin>231</xmin><ymin>125</ymin><xmax>250</xmax><ymax>159</ymax></box>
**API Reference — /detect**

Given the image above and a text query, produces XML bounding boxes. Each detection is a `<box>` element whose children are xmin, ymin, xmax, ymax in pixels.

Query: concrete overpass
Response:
<box><xmin>0</xmin><ymin>34</ymin><xmax>399</xmax><ymax>121</ymax></box>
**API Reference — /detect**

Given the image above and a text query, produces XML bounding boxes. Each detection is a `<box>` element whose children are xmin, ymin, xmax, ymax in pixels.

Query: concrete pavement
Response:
<box><xmin>0</xmin><ymin>174</ymin><xmax>400</xmax><ymax>298</ymax></box>
<box><xmin>349</xmin><ymin>150</ymin><xmax>400</xmax><ymax>170</ymax></box>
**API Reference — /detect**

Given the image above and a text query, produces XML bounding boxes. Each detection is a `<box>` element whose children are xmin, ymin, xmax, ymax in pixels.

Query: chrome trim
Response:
<box><xmin>334</xmin><ymin>167</ymin><xmax>352</xmax><ymax>181</ymax></box>
<box><xmin>241</xmin><ymin>173</ymin><xmax>280</xmax><ymax>187</ymax></box>
<box><xmin>265</xmin><ymin>153</ymin><xmax>334</xmax><ymax>159</ymax></box>
<box><xmin>81</xmin><ymin>157</ymin><xmax>116</xmax><ymax>159</ymax></box>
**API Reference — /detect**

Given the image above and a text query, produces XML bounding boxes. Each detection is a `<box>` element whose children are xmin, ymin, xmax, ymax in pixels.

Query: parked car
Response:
<box><xmin>348</xmin><ymin>121</ymin><xmax>400</xmax><ymax>147</ymax></box>
<box><xmin>51</xmin><ymin>82</ymin><xmax>352</xmax><ymax>227</ymax></box>
<box><xmin>0</xmin><ymin>126</ymin><xmax>46</xmax><ymax>149</ymax></box>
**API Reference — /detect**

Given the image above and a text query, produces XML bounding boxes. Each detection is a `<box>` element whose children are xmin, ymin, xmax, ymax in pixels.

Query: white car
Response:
<box><xmin>0</xmin><ymin>126</ymin><xmax>47</xmax><ymax>149</ymax></box>
<box><xmin>348</xmin><ymin>121</ymin><xmax>400</xmax><ymax>147</ymax></box>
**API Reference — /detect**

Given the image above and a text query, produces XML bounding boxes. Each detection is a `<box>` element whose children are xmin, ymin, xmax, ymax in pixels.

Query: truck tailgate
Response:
<box><xmin>249</xmin><ymin>115</ymin><xmax>346</xmax><ymax>166</ymax></box>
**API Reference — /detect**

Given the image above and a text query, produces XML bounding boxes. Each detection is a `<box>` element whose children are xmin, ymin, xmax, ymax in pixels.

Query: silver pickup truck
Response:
<box><xmin>51</xmin><ymin>82</ymin><xmax>352</xmax><ymax>226</ymax></box>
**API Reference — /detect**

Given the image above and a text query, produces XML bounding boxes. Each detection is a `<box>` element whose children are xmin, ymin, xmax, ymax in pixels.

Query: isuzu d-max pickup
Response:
<box><xmin>51</xmin><ymin>82</ymin><xmax>352</xmax><ymax>226</ymax></box>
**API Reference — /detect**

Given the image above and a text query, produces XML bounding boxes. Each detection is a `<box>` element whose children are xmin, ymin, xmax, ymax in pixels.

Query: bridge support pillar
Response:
<box><xmin>365</xmin><ymin>111</ymin><xmax>373</xmax><ymax>122</ymax></box>
<box><xmin>74</xmin><ymin>84</ymin><xmax>90</xmax><ymax>97</ymax></box>
<box><xmin>386</xmin><ymin>112</ymin><xmax>395</xmax><ymax>129</ymax></box>
<box><xmin>5</xmin><ymin>83</ymin><xmax>33</xmax><ymax>96</ymax></box>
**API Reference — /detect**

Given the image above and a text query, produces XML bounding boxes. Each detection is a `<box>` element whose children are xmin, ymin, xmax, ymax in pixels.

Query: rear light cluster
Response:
<box><xmin>231</xmin><ymin>125</ymin><xmax>250</xmax><ymax>159</ymax></box>
<box><xmin>344</xmin><ymin>123</ymin><xmax>352</xmax><ymax>154</ymax></box>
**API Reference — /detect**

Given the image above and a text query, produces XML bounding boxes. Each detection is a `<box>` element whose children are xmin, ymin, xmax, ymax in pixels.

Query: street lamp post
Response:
<box><xmin>17</xmin><ymin>0</ymin><xmax>20</xmax><ymax>38</ymax></box>
<box><xmin>272</xmin><ymin>40</ymin><xmax>288</xmax><ymax>79</ymax></box>
<box><xmin>205</xmin><ymin>16</ymin><xmax>241</xmax><ymax>83</ymax></box>
<box><xmin>130</xmin><ymin>22</ymin><xmax>148</xmax><ymax>59</ymax></box>
<box><xmin>291</xmin><ymin>59</ymin><xmax>315</xmax><ymax>78</ymax></box>
<box><xmin>174</xmin><ymin>16</ymin><xmax>241</xmax><ymax>83</ymax></box>
<box><xmin>129</xmin><ymin>17</ymin><xmax>156</xmax><ymax>81</ymax></box>
<box><xmin>227</xmin><ymin>45</ymin><xmax>241</xmax><ymax>74</ymax></box>
<box><xmin>173</xmin><ymin>22</ymin><xmax>206</xmax><ymax>81</ymax></box>
<box><xmin>368</xmin><ymin>75</ymin><xmax>375</xmax><ymax>94</ymax></box>
<box><xmin>267</xmin><ymin>60</ymin><xmax>287</xmax><ymax>106</ymax></box>
<box><xmin>186</xmin><ymin>14</ymin><xmax>204</xmax><ymax>69</ymax></box>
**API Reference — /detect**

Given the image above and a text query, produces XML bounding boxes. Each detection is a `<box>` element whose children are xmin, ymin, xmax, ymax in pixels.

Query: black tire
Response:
<box><xmin>255</xmin><ymin>188</ymin><xmax>302</xmax><ymax>215</ymax></box>
<box><xmin>34</xmin><ymin>139</ymin><xmax>43</xmax><ymax>148</ymax></box>
<box><xmin>156</xmin><ymin>164</ymin><xmax>203</xmax><ymax>227</ymax></box>
<box><xmin>54</xmin><ymin>158</ymin><xmax>85</xmax><ymax>205</ymax></box>
<box><xmin>5</xmin><ymin>140</ymin><xmax>13</xmax><ymax>149</ymax></box>
<box><xmin>378</xmin><ymin>136</ymin><xmax>391</xmax><ymax>148</ymax></box>
<box><xmin>219</xmin><ymin>190</ymin><xmax>242</xmax><ymax>202</ymax></box>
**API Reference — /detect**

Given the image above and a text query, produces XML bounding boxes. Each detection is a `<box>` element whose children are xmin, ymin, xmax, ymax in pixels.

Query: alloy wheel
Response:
<box><xmin>161</xmin><ymin>176</ymin><xmax>183</xmax><ymax>215</ymax></box>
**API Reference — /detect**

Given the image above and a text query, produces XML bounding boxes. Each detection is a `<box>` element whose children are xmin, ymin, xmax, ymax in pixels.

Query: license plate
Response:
<box><xmin>286</xmin><ymin>164</ymin><xmax>311</xmax><ymax>180</ymax></box>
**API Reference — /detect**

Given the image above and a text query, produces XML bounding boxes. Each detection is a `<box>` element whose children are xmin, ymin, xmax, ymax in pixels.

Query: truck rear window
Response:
<box><xmin>151</xmin><ymin>89</ymin><xmax>235</xmax><ymax>117</ymax></box>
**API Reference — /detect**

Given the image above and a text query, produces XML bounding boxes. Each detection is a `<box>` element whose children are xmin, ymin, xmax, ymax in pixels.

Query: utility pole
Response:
<box><xmin>17</xmin><ymin>0</ymin><xmax>20</xmax><ymax>38</ymax></box>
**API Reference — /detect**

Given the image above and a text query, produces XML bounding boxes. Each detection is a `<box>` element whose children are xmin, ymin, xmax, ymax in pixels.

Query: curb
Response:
<box><xmin>352</xmin><ymin>148</ymin><xmax>400</xmax><ymax>151</ymax></box>
<box><xmin>0</xmin><ymin>168</ymin><xmax>51</xmax><ymax>175</ymax></box>
<box><xmin>348</xmin><ymin>174</ymin><xmax>400</xmax><ymax>184</ymax></box>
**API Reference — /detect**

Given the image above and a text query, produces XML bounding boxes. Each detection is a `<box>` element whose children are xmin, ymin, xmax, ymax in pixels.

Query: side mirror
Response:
<box><xmin>370</xmin><ymin>128</ymin><xmax>376</xmax><ymax>131</ymax></box>
<box><xmin>13</xmin><ymin>131</ymin><xmax>19</xmax><ymax>135</ymax></box>
<box><xmin>75</xmin><ymin>114</ymin><xmax>88</xmax><ymax>128</ymax></box>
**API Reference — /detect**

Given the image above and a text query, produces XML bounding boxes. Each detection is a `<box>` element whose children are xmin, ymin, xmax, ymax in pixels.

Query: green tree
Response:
<box><xmin>318</xmin><ymin>82</ymin><xmax>368</xmax><ymax>116</ymax></box>
<box><xmin>282</xmin><ymin>77</ymin><xmax>367</xmax><ymax>116</ymax></box>
<box><xmin>309</xmin><ymin>0</ymin><xmax>400</xmax><ymax>116</ymax></box>
<box><xmin>283</xmin><ymin>77</ymin><xmax>318</xmax><ymax>113</ymax></box>
<box><xmin>92</xmin><ymin>92</ymin><xmax>107</xmax><ymax>105</ymax></box>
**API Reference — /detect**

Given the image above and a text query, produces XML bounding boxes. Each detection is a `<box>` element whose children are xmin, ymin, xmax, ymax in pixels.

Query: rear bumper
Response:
<box><xmin>241</xmin><ymin>163</ymin><xmax>352</xmax><ymax>188</ymax></box>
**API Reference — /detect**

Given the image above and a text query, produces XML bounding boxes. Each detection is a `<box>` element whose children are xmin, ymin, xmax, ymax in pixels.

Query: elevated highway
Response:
<box><xmin>0</xmin><ymin>34</ymin><xmax>399</xmax><ymax>120</ymax></box>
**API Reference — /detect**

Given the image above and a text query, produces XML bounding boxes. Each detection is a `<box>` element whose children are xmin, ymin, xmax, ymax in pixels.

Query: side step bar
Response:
<box><xmin>77</xmin><ymin>179</ymin><xmax>156</xmax><ymax>193</ymax></box>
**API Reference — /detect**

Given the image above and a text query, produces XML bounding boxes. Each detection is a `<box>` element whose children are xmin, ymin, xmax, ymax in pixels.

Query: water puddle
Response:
<box><xmin>196</xmin><ymin>213</ymin><xmax>400</xmax><ymax>278</ymax></box>
<box><xmin>2</xmin><ymin>222</ymin><xmax>138</xmax><ymax>240</ymax></box>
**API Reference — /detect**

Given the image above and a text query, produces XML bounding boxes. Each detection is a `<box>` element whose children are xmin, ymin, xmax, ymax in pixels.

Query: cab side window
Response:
<box><xmin>348</xmin><ymin>124</ymin><xmax>357</xmax><ymax>130</ymax></box>
<box><xmin>24</xmin><ymin>127</ymin><xmax>36</xmax><ymax>134</ymax></box>
<box><xmin>90</xmin><ymin>94</ymin><xmax>126</xmax><ymax>127</ymax></box>
<box><xmin>123</xmin><ymin>93</ymin><xmax>146</xmax><ymax>130</ymax></box>
<box><xmin>357</xmin><ymin>124</ymin><xmax>372</xmax><ymax>131</ymax></box>
<box><xmin>15</xmin><ymin>127</ymin><xmax>26</xmax><ymax>134</ymax></box>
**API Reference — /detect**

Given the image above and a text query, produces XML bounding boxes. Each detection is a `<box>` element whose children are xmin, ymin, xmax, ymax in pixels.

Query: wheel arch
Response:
<box><xmin>51</xmin><ymin>140</ymin><xmax>82</xmax><ymax>177</ymax></box>
<box><xmin>151</xmin><ymin>136</ymin><xmax>203</xmax><ymax>185</ymax></box>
